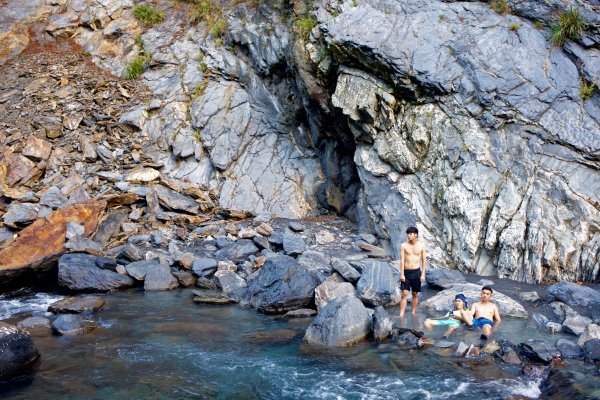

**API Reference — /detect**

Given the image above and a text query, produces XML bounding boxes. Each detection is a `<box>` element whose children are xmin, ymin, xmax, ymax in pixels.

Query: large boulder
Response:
<box><xmin>303</xmin><ymin>296</ymin><xmax>371</xmax><ymax>346</ymax></box>
<box><xmin>0</xmin><ymin>322</ymin><xmax>40</xmax><ymax>379</ymax></box>
<box><xmin>191</xmin><ymin>258</ymin><xmax>218</xmax><ymax>277</ymax></box>
<box><xmin>58</xmin><ymin>253</ymin><xmax>134</xmax><ymax>292</ymax></box>
<box><xmin>314</xmin><ymin>273</ymin><xmax>356</xmax><ymax>311</ymax></box>
<box><xmin>297</xmin><ymin>251</ymin><xmax>332</xmax><ymax>283</ymax></box>
<box><xmin>247</xmin><ymin>254</ymin><xmax>319</xmax><ymax>313</ymax></box>
<box><xmin>214</xmin><ymin>270</ymin><xmax>248</xmax><ymax>300</ymax></box>
<box><xmin>425</xmin><ymin>268</ymin><xmax>466</xmax><ymax>290</ymax></box>
<box><xmin>143</xmin><ymin>264</ymin><xmax>179</xmax><ymax>291</ymax></box>
<box><xmin>331</xmin><ymin>258</ymin><xmax>361</xmax><ymax>283</ymax></box>
<box><xmin>126</xmin><ymin>259</ymin><xmax>162</xmax><ymax>281</ymax></box>
<box><xmin>578</xmin><ymin>324</ymin><xmax>600</xmax><ymax>347</ymax></box>
<box><xmin>548</xmin><ymin>282</ymin><xmax>600</xmax><ymax>320</ymax></box>
<box><xmin>583</xmin><ymin>339</ymin><xmax>600</xmax><ymax>362</ymax></box>
<box><xmin>562</xmin><ymin>315</ymin><xmax>592</xmax><ymax>336</ymax></box>
<box><xmin>555</xmin><ymin>339</ymin><xmax>582</xmax><ymax>359</ymax></box>
<box><xmin>372</xmin><ymin>306</ymin><xmax>394</xmax><ymax>340</ymax></box>
<box><xmin>215</xmin><ymin>239</ymin><xmax>259</xmax><ymax>262</ymax></box>
<box><xmin>517</xmin><ymin>339</ymin><xmax>559</xmax><ymax>364</ymax></box>
<box><xmin>420</xmin><ymin>283</ymin><xmax>528</xmax><ymax>318</ymax></box>
<box><xmin>355</xmin><ymin>260</ymin><xmax>401</xmax><ymax>306</ymax></box>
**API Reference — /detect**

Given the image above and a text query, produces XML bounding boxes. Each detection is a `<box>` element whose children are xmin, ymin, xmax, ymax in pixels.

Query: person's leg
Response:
<box><xmin>424</xmin><ymin>319</ymin><xmax>434</xmax><ymax>330</ymax></box>
<box><xmin>443</xmin><ymin>325</ymin><xmax>457</xmax><ymax>338</ymax></box>
<box><xmin>481</xmin><ymin>324</ymin><xmax>492</xmax><ymax>337</ymax></box>
<box><xmin>400</xmin><ymin>290</ymin><xmax>409</xmax><ymax>318</ymax></box>
<box><xmin>411</xmin><ymin>292</ymin><xmax>419</xmax><ymax>315</ymax></box>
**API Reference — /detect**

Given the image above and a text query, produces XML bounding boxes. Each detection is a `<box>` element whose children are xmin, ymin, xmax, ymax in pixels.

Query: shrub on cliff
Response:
<box><xmin>133</xmin><ymin>4</ymin><xmax>165</xmax><ymax>27</ymax></box>
<box><xmin>550</xmin><ymin>6</ymin><xmax>586</xmax><ymax>46</ymax></box>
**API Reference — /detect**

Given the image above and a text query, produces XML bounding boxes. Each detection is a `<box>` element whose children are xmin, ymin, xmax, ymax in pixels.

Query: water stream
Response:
<box><xmin>0</xmin><ymin>289</ymin><xmax>592</xmax><ymax>399</ymax></box>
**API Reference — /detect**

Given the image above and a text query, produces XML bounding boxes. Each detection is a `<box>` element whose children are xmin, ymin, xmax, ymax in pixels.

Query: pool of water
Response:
<box><xmin>0</xmin><ymin>289</ymin><xmax>590</xmax><ymax>399</ymax></box>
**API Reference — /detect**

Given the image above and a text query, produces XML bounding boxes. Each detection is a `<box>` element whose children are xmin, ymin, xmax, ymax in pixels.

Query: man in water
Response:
<box><xmin>399</xmin><ymin>226</ymin><xmax>426</xmax><ymax>318</ymax></box>
<box><xmin>470</xmin><ymin>285</ymin><xmax>501</xmax><ymax>340</ymax></box>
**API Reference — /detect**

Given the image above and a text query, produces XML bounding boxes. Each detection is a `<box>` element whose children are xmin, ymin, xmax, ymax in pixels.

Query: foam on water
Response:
<box><xmin>0</xmin><ymin>292</ymin><xmax>64</xmax><ymax>320</ymax></box>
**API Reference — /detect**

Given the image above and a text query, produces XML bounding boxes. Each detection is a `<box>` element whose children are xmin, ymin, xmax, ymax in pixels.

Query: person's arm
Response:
<box><xmin>492</xmin><ymin>305</ymin><xmax>501</xmax><ymax>330</ymax></box>
<box><xmin>400</xmin><ymin>244</ymin><xmax>405</xmax><ymax>282</ymax></box>
<box><xmin>469</xmin><ymin>303</ymin><xmax>477</xmax><ymax>317</ymax></box>
<box><xmin>420</xmin><ymin>244</ymin><xmax>427</xmax><ymax>282</ymax></box>
<box><xmin>429</xmin><ymin>312</ymin><xmax>451</xmax><ymax>320</ymax></box>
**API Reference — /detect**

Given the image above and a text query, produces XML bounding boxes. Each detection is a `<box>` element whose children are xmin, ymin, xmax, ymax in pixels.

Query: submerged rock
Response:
<box><xmin>51</xmin><ymin>314</ymin><xmax>97</xmax><ymax>336</ymax></box>
<box><xmin>48</xmin><ymin>296</ymin><xmax>106</xmax><ymax>314</ymax></box>
<box><xmin>0</xmin><ymin>322</ymin><xmax>40</xmax><ymax>379</ymax></box>
<box><xmin>16</xmin><ymin>317</ymin><xmax>52</xmax><ymax>337</ymax></box>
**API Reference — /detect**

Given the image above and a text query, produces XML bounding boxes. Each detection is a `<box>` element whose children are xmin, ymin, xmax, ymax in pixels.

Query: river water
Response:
<box><xmin>0</xmin><ymin>289</ymin><xmax>592</xmax><ymax>399</ymax></box>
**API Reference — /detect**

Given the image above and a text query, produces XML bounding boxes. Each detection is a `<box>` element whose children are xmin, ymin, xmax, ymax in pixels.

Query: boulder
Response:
<box><xmin>192</xmin><ymin>291</ymin><xmax>238</xmax><ymax>304</ymax></box>
<box><xmin>545</xmin><ymin>322</ymin><xmax>562</xmax><ymax>333</ymax></box>
<box><xmin>355</xmin><ymin>260</ymin><xmax>401</xmax><ymax>306</ymax></box>
<box><xmin>501</xmin><ymin>347</ymin><xmax>522</xmax><ymax>365</ymax></box>
<box><xmin>583</xmin><ymin>339</ymin><xmax>600</xmax><ymax>362</ymax></box>
<box><xmin>283</xmin><ymin>309</ymin><xmax>317</xmax><ymax>318</ymax></box>
<box><xmin>215</xmin><ymin>239</ymin><xmax>259</xmax><ymax>262</ymax></box>
<box><xmin>517</xmin><ymin>340</ymin><xmax>559</xmax><ymax>364</ymax></box>
<box><xmin>214</xmin><ymin>270</ymin><xmax>248</xmax><ymax>300</ymax></box>
<box><xmin>282</xmin><ymin>231</ymin><xmax>305</xmax><ymax>256</ymax></box>
<box><xmin>519</xmin><ymin>291</ymin><xmax>540</xmax><ymax>302</ymax></box>
<box><xmin>191</xmin><ymin>258</ymin><xmax>218</xmax><ymax>277</ymax></box>
<box><xmin>577</xmin><ymin>323</ymin><xmax>600</xmax><ymax>347</ymax></box>
<box><xmin>529</xmin><ymin>313</ymin><xmax>549</xmax><ymax>329</ymax></box>
<box><xmin>550</xmin><ymin>301</ymin><xmax>579</xmax><ymax>322</ymax></box>
<box><xmin>0</xmin><ymin>200</ymin><xmax>106</xmax><ymax>289</ymax></box>
<box><xmin>3</xmin><ymin>203</ymin><xmax>39</xmax><ymax>228</ymax></box>
<box><xmin>288</xmin><ymin>221</ymin><xmax>305</xmax><ymax>232</ymax></box>
<box><xmin>247</xmin><ymin>254</ymin><xmax>319</xmax><ymax>313</ymax></box>
<box><xmin>153</xmin><ymin>184</ymin><xmax>200</xmax><ymax>214</ymax></box>
<box><xmin>303</xmin><ymin>296</ymin><xmax>371</xmax><ymax>346</ymax></box>
<box><xmin>297</xmin><ymin>251</ymin><xmax>332</xmax><ymax>283</ymax></box>
<box><xmin>331</xmin><ymin>258</ymin><xmax>361</xmax><ymax>283</ymax></box>
<box><xmin>16</xmin><ymin>317</ymin><xmax>52</xmax><ymax>337</ymax></box>
<box><xmin>51</xmin><ymin>314</ymin><xmax>97</xmax><ymax>336</ymax></box>
<box><xmin>48</xmin><ymin>296</ymin><xmax>105</xmax><ymax>314</ymax></box>
<box><xmin>548</xmin><ymin>282</ymin><xmax>600</xmax><ymax>319</ymax></box>
<box><xmin>314</xmin><ymin>273</ymin><xmax>356</xmax><ymax>311</ymax></box>
<box><xmin>173</xmin><ymin>271</ymin><xmax>196</xmax><ymax>287</ymax></box>
<box><xmin>0</xmin><ymin>322</ymin><xmax>40</xmax><ymax>379</ymax></box>
<box><xmin>420</xmin><ymin>283</ymin><xmax>528</xmax><ymax>318</ymax></box>
<box><xmin>143</xmin><ymin>264</ymin><xmax>179</xmax><ymax>291</ymax></box>
<box><xmin>425</xmin><ymin>268</ymin><xmax>466</xmax><ymax>290</ymax></box>
<box><xmin>562</xmin><ymin>315</ymin><xmax>592</xmax><ymax>336</ymax></box>
<box><xmin>555</xmin><ymin>339</ymin><xmax>582</xmax><ymax>359</ymax></box>
<box><xmin>126</xmin><ymin>259</ymin><xmax>161</xmax><ymax>281</ymax></box>
<box><xmin>196</xmin><ymin>276</ymin><xmax>218</xmax><ymax>290</ymax></box>
<box><xmin>58</xmin><ymin>253</ymin><xmax>134</xmax><ymax>292</ymax></box>
<box><xmin>372</xmin><ymin>306</ymin><xmax>394</xmax><ymax>340</ymax></box>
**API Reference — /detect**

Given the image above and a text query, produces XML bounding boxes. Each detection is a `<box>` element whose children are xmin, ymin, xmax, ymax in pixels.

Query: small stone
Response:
<box><xmin>315</xmin><ymin>230</ymin><xmax>335</xmax><ymax>244</ymax></box>
<box><xmin>520</xmin><ymin>291</ymin><xmax>540</xmax><ymax>302</ymax></box>
<box><xmin>256</xmin><ymin>223</ymin><xmax>273</xmax><ymax>236</ymax></box>
<box><xmin>288</xmin><ymin>221</ymin><xmax>305</xmax><ymax>232</ymax></box>
<box><xmin>66</xmin><ymin>221</ymin><xmax>85</xmax><ymax>240</ymax></box>
<box><xmin>546</xmin><ymin>322</ymin><xmax>562</xmax><ymax>333</ymax></box>
<box><xmin>22</xmin><ymin>136</ymin><xmax>52</xmax><ymax>161</ymax></box>
<box><xmin>125</xmin><ymin>168</ymin><xmax>160</xmax><ymax>183</ymax></box>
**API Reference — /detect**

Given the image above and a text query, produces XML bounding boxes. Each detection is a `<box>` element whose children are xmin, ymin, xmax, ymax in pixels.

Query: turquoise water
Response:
<box><xmin>0</xmin><ymin>289</ymin><xmax>582</xmax><ymax>399</ymax></box>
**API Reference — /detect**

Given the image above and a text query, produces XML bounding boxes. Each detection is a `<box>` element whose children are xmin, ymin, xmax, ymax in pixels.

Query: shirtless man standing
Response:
<box><xmin>399</xmin><ymin>226</ymin><xmax>426</xmax><ymax>318</ymax></box>
<box><xmin>470</xmin><ymin>286</ymin><xmax>501</xmax><ymax>340</ymax></box>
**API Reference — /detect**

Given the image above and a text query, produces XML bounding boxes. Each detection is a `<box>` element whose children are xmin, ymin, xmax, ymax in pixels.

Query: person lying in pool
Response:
<box><xmin>469</xmin><ymin>285</ymin><xmax>501</xmax><ymax>340</ymax></box>
<box><xmin>424</xmin><ymin>294</ymin><xmax>473</xmax><ymax>338</ymax></box>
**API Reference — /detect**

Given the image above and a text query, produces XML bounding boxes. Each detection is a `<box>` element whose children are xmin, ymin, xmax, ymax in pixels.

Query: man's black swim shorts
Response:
<box><xmin>401</xmin><ymin>268</ymin><xmax>422</xmax><ymax>292</ymax></box>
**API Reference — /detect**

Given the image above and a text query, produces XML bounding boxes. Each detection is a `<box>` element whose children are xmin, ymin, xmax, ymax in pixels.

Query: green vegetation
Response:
<box><xmin>134</xmin><ymin>35</ymin><xmax>144</xmax><ymax>51</ymax></box>
<box><xmin>194</xmin><ymin>130</ymin><xmax>203</xmax><ymax>142</ymax></box>
<box><xmin>193</xmin><ymin>81</ymin><xmax>207</xmax><ymax>98</ymax></box>
<box><xmin>295</xmin><ymin>16</ymin><xmax>317</xmax><ymax>40</ymax></box>
<box><xmin>534</xmin><ymin>20</ymin><xmax>545</xmax><ymax>29</ymax></box>
<box><xmin>351</xmin><ymin>0</ymin><xmax>357</xmax><ymax>7</ymax></box>
<box><xmin>210</xmin><ymin>18</ymin><xmax>229</xmax><ymax>37</ymax></box>
<box><xmin>133</xmin><ymin>4</ymin><xmax>164</xmax><ymax>27</ymax></box>
<box><xmin>124</xmin><ymin>54</ymin><xmax>149</xmax><ymax>80</ymax></box>
<box><xmin>580</xmin><ymin>79</ymin><xmax>596</xmax><ymax>100</ymax></box>
<box><xmin>508</xmin><ymin>22</ymin><xmax>520</xmax><ymax>31</ymax></box>
<box><xmin>198</xmin><ymin>62</ymin><xmax>208</xmax><ymax>72</ymax></box>
<box><xmin>490</xmin><ymin>0</ymin><xmax>510</xmax><ymax>15</ymax></box>
<box><xmin>178</xmin><ymin>0</ymin><xmax>223</xmax><ymax>25</ymax></box>
<box><xmin>438</xmin><ymin>15</ymin><xmax>445</xmax><ymax>22</ymax></box>
<box><xmin>550</xmin><ymin>6</ymin><xmax>586</xmax><ymax>46</ymax></box>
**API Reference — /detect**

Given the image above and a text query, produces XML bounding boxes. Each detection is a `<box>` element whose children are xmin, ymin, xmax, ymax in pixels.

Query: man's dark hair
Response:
<box><xmin>406</xmin><ymin>226</ymin><xmax>419</xmax><ymax>235</ymax></box>
<box><xmin>481</xmin><ymin>286</ymin><xmax>493</xmax><ymax>293</ymax></box>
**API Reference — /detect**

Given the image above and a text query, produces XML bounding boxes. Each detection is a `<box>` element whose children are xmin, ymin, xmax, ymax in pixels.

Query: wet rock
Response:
<box><xmin>247</xmin><ymin>254</ymin><xmax>319</xmax><ymax>313</ymax></box>
<box><xmin>297</xmin><ymin>251</ymin><xmax>332</xmax><ymax>283</ymax></box>
<box><xmin>555</xmin><ymin>339</ymin><xmax>582</xmax><ymax>359</ymax></box>
<box><xmin>196</xmin><ymin>276</ymin><xmax>218</xmax><ymax>290</ymax></box>
<box><xmin>331</xmin><ymin>258</ymin><xmax>360</xmax><ymax>283</ymax></box>
<box><xmin>0</xmin><ymin>322</ymin><xmax>40</xmax><ymax>379</ymax></box>
<box><xmin>583</xmin><ymin>339</ymin><xmax>600</xmax><ymax>362</ymax></box>
<box><xmin>214</xmin><ymin>270</ymin><xmax>247</xmax><ymax>300</ymax></box>
<box><xmin>372</xmin><ymin>306</ymin><xmax>394</xmax><ymax>341</ymax></box>
<box><xmin>425</xmin><ymin>268</ymin><xmax>466</xmax><ymax>290</ymax></box>
<box><xmin>562</xmin><ymin>315</ymin><xmax>592</xmax><ymax>336</ymax></box>
<box><xmin>539</xmin><ymin>366</ymin><xmax>596</xmax><ymax>399</ymax></box>
<box><xmin>22</xmin><ymin>136</ymin><xmax>52</xmax><ymax>161</ymax></box>
<box><xmin>51</xmin><ymin>314</ymin><xmax>97</xmax><ymax>336</ymax></box>
<box><xmin>191</xmin><ymin>258</ymin><xmax>218</xmax><ymax>277</ymax></box>
<box><xmin>16</xmin><ymin>317</ymin><xmax>52</xmax><ymax>337</ymax></box>
<box><xmin>0</xmin><ymin>200</ymin><xmax>106</xmax><ymax>283</ymax></box>
<box><xmin>283</xmin><ymin>231</ymin><xmax>305</xmax><ymax>256</ymax></box>
<box><xmin>456</xmin><ymin>342</ymin><xmax>469</xmax><ymax>356</ymax></box>
<box><xmin>3</xmin><ymin>203</ymin><xmax>39</xmax><ymax>228</ymax></box>
<box><xmin>192</xmin><ymin>291</ymin><xmax>238</xmax><ymax>304</ymax></box>
<box><xmin>126</xmin><ymin>259</ymin><xmax>161</xmax><ymax>281</ymax></box>
<box><xmin>356</xmin><ymin>260</ymin><xmax>401</xmax><ymax>306</ymax></box>
<box><xmin>314</xmin><ymin>273</ymin><xmax>356</xmax><ymax>311</ymax></box>
<box><xmin>528</xmin><ymin>313</ymin><xmax>547</xmax><ymax>329</ymax></box>
<box><xmin>58</xmin><ymin>253</ymin><xmax>134</xmax><ymax>292</ymax></box>
<box><xmin>173</xmin><ymin>271</ymin><xmax>196</xmax><ymax>287</ymax></box>
<box><xmin>501</xmin><ymin>347</ymin><xmax>522</xmax><ymax>365</ymax></box>
<box><xmin>304</xmin><ymin>296</ymin><xmax>371</xmax><ymax>346</ymax></box>
<box><xmin>283</xmin><ymin>309</ymin><xmax>317</xmax><ymax>318</ymax></box>
<box><xmin>48</xmin><ymin>296</ymin><xmax>105</xmax><ymax>314</ymax></box>
<box><xmin>545</xmin><ymin>322</ymin><xmax>562</xmax><ymax>333</ymax></box>
<box><xmin>420</xmin><ymin>283</ymin><xmax>528</xmax><ymax>318</ymax></box>
<box><xmin>215</xmin><ymin>239</ymin><xmax>258</xmax><ymax>262</ymax></box>
<box><xmin>144</xmin><ymin>264</ymin><xmax>179</xmax><ymax>291</ymax></box>
<box><xmin>578</xmin><ymin>324</ymin><xmax>600</xmax><ymax>347</ymax></box>
<box><xmin>517</xmin><ymin>339</ymin><xmax>559</xmax><ymax>364</ymax></box>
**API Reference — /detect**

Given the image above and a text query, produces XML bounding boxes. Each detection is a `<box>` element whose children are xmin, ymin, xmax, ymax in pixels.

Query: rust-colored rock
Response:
<box><xmin>0</xmin><ymin>200</ymin><xmax>106</xmax><ymax>271</ymax></box>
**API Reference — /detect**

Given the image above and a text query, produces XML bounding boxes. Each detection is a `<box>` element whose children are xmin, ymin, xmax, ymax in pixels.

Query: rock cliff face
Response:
<box><xmin>1</xmin><ymin>0</ymin><xmax>599</xmax><ymax>283</ymax></box>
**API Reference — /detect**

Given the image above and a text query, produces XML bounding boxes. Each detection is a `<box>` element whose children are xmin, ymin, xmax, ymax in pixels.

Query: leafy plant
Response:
<box><xmin>550</xmin><ymin>6</ymin><xmax>586</xmax><ymax>46</ymax></box>
<box><xmin>580</xmin><ymin>79</ymin><xmax>596</xmax><ymax>100</ymax></box>
<box><xmin>534</xmin><ymin>20</ymin><xmax>545</xmax><ymax>29</ymax></box>
<box><xmin>133</xmin><ymin>5</ymin><xmax>164</xmax><ymax>27</ymax></box>
<box><xmin>295</xmin><ymin>17</ymin><xmax>317</xmax><ymax>40</ymax></box>
<box><xmin>134</xmin><ymin>35</ymin><xmax>144</xmax><ymax>51</ymax></box>
<box><xmin>508</xmin><ymin>22</ymin><xmax>520</xmax><ymax>31</ymax></box>
<box><xmin>490</xmin><ymin>0</ymin><xmax>510</xmax><ymax>15</ymax></box>
<box><xmin>210</xmin><ymin>18</ymin><xmax>229</xmax><ymax>37</ymax></box>
<box><xmin>124</xmin><ymin>54</ymin><xmax>149</xmax><ymax>80</ymax></box>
